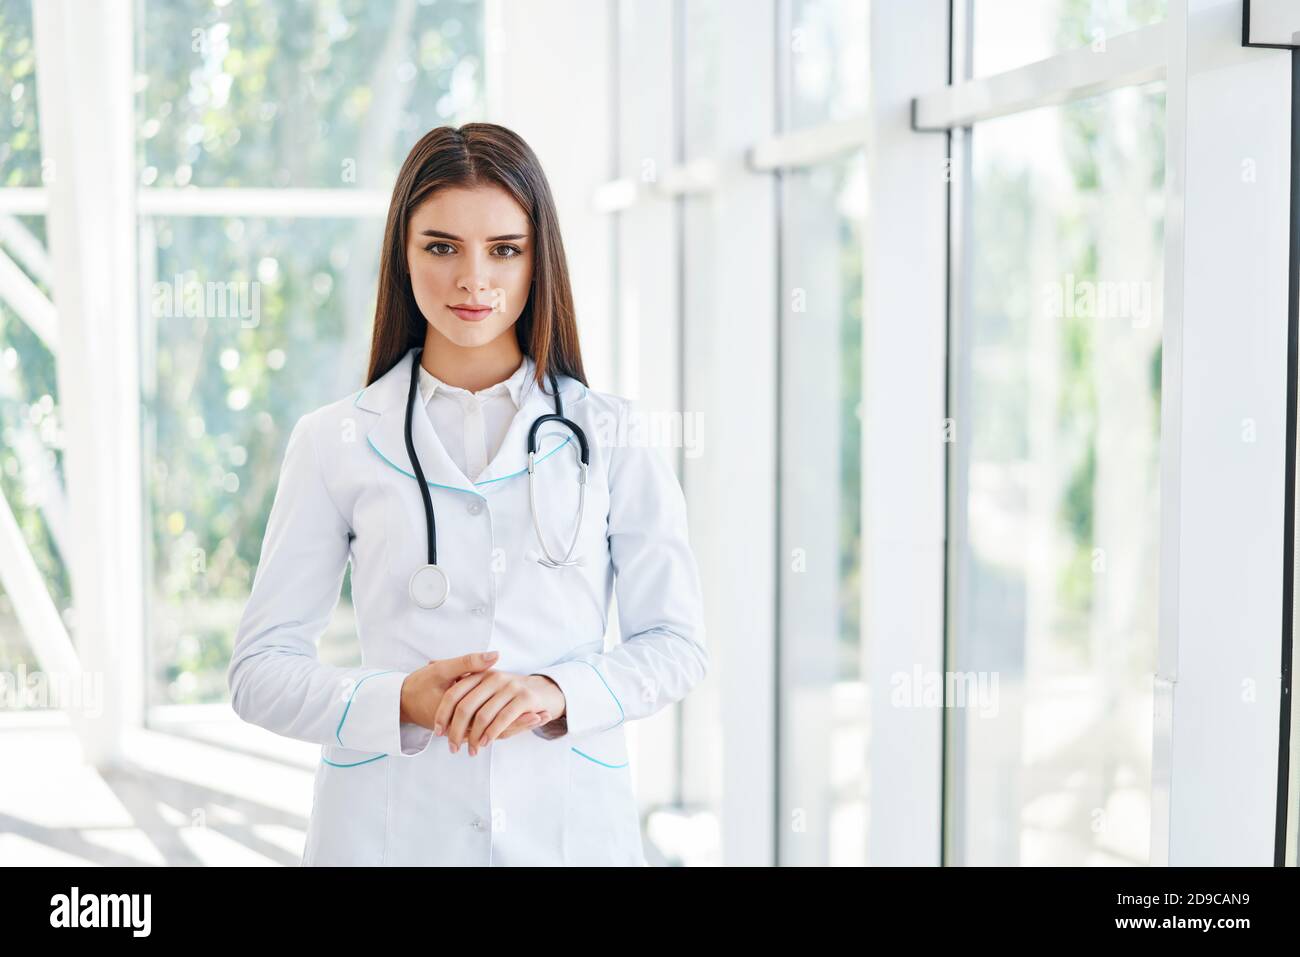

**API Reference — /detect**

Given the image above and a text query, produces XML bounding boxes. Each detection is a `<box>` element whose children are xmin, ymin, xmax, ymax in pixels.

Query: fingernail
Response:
<box><xmin>433</xmin><ymin>724</ymin><xmax>442</xmax><ymax>736</ymax></box>
<box><xmin>451</xmin><ymin>742</ymin><xmax>459</xmax><ymax>753</ymax></box>
<box><xmin>469</xmin><ymin>745</ymin><xmax>477</xmax><ymax>756</ymax></box>
<box><xmin>483</xmin><ymin>651</ymin><xmax>499</xmax><ymax>660</ymax></box>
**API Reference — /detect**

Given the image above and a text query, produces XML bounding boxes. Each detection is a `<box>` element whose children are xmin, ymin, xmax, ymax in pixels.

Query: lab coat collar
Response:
<box><xmin>355</xmin><ymin>346</ymin><xmax>587</xmax><ymax>495</ymax></box>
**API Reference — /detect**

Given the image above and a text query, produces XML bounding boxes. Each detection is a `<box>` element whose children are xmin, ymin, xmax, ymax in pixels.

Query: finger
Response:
<box><xmin>470</xmin><ymin>687</ymin><xmax>524</xmax><ymax>749</ymax></box>
<box><xmin>497</xmin><ymin>710</ymin><xmax>551</xmax><ymax>741</ymax></box>
<box><xmin>448</xmin><ymin>673</ymin><xmax>504</xmax><ymax>750</ymax></box>
<box><xmin>439</xmin><ymin>651</ymin><xmax>498</xmax><ymax>681</ymax></box>
<box><xmin>480</xmin><ymin>700</ymin><xmax>534</xmax><ymax>748</ymax></box>
<box><xmin>464</xmin><ymin>682</ymin><xmax>522</xmax><ymax>753</ymax></box>
<box><xmin>433</xmin><ymin>672</ymin><xmax>483</xmax><ymax>734</ymax></box>
<box><xmin>482</xmin><ymin>695</ymin><xmax>546</xmax><ymax>747</ymax></box>
<box><xmin>493</xmin><ymin>715</ymin><xmax>540</xmax><ymax>742</ymax></box>
<box><xmin>433</xmin><ymin>671</ymin><xmax>486</xmax><ymax>738</ymax></box>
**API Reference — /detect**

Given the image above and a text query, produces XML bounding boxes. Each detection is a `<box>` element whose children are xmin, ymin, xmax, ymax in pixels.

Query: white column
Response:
<box><xmin>685</xmin><ymin>0</ymin><xmax>780</xmax><ymax>868</ymax></box>
<box><xmin>32</xmin><ymin>0</ymin><xmax>143</xmax><ymax>766</ymax></box>
<box><xmin>1153</xmin><ymin>0</ymin><xmax>1295</xmax><ymax>865</ymax></box>
<box><xmin>864</xmin><ymin>0</ymin><xmax>951</xmax><ymax>866</ymax></box>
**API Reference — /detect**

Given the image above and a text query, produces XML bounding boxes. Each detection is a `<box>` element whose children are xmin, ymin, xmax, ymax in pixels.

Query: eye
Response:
<box><xmin>492</xmin><ymin>244</ymin><xmax>523</xmax><ymax>259</ymax></box>
<box><xmin>424</xmin><ymin>241</ymin><xmax>455</xmax><ymax>255</ymax></box>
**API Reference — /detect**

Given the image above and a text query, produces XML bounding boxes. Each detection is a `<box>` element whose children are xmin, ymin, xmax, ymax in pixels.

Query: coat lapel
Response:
<box><xmin>356</xmin><ymin>347</ymin><xmax>586</xmax><ymax>496</ymax></box>
<box><xmin>472</xmin><ymin>354</ymin><xmax>586</xmax><ymax>488</ymax></box>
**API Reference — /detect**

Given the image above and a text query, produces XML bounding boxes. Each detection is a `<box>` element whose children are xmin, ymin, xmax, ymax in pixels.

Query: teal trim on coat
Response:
<box><xmin>570</xmin><ymin>747</ymin><xmax>629</xmax><ymax>769</ymax></box>
<box><xmin>322</xmin><ymin>752</ymin><xmax>387</xmax><ymax>768</ymax></box>
<box><xmin>580</xmin><ymin>659</ymin><xmax>625</xmax><ymax>727</ymax></box>
<box><xmin>336</xmin><ymin>669</ymin><xmax>401</xmax><ymax>747</ymax></box>
<box><xmin>365</xmin><ymin>433</ymin><xmax>574</xmax><ymax>494</ymax></box>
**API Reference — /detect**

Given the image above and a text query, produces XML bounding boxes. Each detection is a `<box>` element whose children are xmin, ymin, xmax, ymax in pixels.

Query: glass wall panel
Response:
<box><xmin>140</xmin><ymin>215</ymin><xmax>378</xmax><ymax>706</ymax></box>
<box><xmin>137</xmin><ymin>0</ymin><xmax>485</xmax><ymax>189</ymax></box>
<box><xmin>0</xmin><ymin>0</ymin><xmax>41</xmax><ymax>187</ymax></box>
<box><xmin>778</xmin><ymin>150</ymin><xmax>866</xmax><ymax>866</ymax></box>
<box><xmin>948</xmin><ymin>82</ymin><xmax>1165</xmax><ymax>865</ymax></box>
<box><xmin>972</xmin><ymin>0</ymin><xmax>1166</xmax><ymax>78</ymax></box>
<box><xmin>135</xmin><ymin>2</ymin><xmax>485</xmax><ymax>709</ymax></box>
<box><xmin>788</xmin><ymin>0</ymin><xmax>869</xmax><ymax>130</ymax></box>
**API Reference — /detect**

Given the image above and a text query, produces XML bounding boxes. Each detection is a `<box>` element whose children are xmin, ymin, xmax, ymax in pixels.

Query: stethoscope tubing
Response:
<box><xmin>403</xmin><ymin>347</ymin><xmax>591</xmax><ymax>608</ymax></box>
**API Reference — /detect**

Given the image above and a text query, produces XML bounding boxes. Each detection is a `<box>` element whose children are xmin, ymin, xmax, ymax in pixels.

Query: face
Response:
<box><xmin>405</xmin><ymin>184</ymin><xmax>534</xmax><ymax>350</ymax></box>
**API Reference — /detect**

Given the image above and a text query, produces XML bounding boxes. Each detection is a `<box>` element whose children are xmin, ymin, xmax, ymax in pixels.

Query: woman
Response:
<box><xmin>226</xmin><ymin>123</ymin><xmax>709</xmax><ymax>867</ymax></box>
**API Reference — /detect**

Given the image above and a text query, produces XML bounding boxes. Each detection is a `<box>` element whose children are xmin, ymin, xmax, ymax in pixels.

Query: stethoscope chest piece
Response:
<box><xmin>409</xmin><ymin>563</ymin><xmax>450</xmax><ymax>609</ymax></box>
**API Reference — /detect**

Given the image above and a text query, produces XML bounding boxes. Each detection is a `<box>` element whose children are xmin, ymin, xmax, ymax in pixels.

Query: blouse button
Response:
<box><xmin>467</xmin><ymin>499</ymin><xmax>483</xmax><ymax>515</ymax></box>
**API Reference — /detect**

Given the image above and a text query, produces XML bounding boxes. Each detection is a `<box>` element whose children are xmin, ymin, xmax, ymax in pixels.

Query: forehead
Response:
<box><xmin>408</xmin><ymin>184</ymin><xmax>530</xmax><ymax>234</ymax></box>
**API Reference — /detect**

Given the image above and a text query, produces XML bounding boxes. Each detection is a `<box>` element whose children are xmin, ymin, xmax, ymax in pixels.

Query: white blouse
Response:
<box><xmin>415</xmin><ymin>355</ymin><xmax>533</xmax><ymax>483</ymax></box>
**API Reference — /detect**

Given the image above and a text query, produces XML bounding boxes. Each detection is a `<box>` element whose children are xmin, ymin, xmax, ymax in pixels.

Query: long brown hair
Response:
<box><xmin>364</xmin><ymin>123</ymin><xmax>588</xmax><ymax>392</ymax></box>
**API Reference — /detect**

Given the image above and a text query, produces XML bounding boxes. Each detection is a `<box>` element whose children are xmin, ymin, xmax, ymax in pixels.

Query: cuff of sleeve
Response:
<box><xmin>336</xmin><ymin>669</ymin><xmax>427</xmax><ymax>756</ymax></box>
<box><xmin>531</xmin><ymin>714</ymin><xmax>569</xmax><ymax>740</ymax></box>
<box><xmin>400</xmin><ymin>722</ymin><xmax>435</xmax><ymax>755</ymax></box>
<box><xmin>528</xmin><ymin>660</ymin><xmax>624</xmax><ymax>740</ymax></box>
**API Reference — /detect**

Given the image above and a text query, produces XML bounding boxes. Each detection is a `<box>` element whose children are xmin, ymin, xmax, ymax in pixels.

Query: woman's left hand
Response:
<box><xmin>436</xmin><ymin>670</ymin><xmax>567</xmax><ymax>755</ymax></box>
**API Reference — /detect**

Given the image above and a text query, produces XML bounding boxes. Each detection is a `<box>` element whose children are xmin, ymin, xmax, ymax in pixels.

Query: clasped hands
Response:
<box><xmin>399</xmin><ymin>651</ymin><xmax>566</xmax><ymax>756</ymax></box>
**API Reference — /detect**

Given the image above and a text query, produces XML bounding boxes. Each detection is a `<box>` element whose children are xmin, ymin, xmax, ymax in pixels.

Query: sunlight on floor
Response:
<box><xmin>0</xmin><ymin>715</ymin><xmax>316</xmax><ymax>866</ymax></box>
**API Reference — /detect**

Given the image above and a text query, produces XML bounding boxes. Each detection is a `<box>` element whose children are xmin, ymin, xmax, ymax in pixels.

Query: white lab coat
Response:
<box><xmin>227</xmin><ymin>346</ymin><xmax>708</xmax><ymax>866</ymax></box>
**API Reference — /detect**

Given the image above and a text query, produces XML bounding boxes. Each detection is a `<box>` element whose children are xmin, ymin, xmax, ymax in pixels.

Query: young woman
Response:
<box><xmin>227</xmin><ymin>123</ymin><xmax>709</xmax><ymax>866</ymax></box>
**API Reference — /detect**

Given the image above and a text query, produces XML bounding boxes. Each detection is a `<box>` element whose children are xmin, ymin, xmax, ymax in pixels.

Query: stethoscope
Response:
<box><xmin>403</xmin><ymin>348</ymin><xmax>591</xmax><ymax>609</ymax></box>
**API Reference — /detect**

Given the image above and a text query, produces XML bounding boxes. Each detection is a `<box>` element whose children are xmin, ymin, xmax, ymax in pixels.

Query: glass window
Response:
<box><xmin>140</xmin><ymin>215</ymin><xmax>376</xmax><ymax>706</ymax></box>
<box><xmin>0</xmin><ymin>213</ymin><xmax>67</xmax><ymax>704</ymax></box>
<box><xmin>972</xmin><ymin>0</ymin><xmax>1166</xmax><ymax>78</ymax></box>
<box><xmin>0</xmin><ymin>0</ymin><xmax>64</xmax><ymax>704</ymax></box>
<box><xmin>682</xmin><ymin>0</ymin><xmax>723</xmax><ymax>160</ymax></box>
<box><xmin>137</xmin><ymin>0</ymin><xmax>486</xmax><ymax>188</ymax></box>
<box><xmin>778</xmin><ymin>150</ymin><xmax>866</xmax><ymax>865</ymax></box>
<box><xmin>0</xmin><ymin>0</ymin><xmax>41</xmax><ymax>186</ymax></box>
<box><xmin>948</xmin><ymin>82</ymin><xmax>1165</xmax><ymax>865</ymax></box>
<box><xmin>136</xmin><ymin>2</ymin><xmax>486</xmax><ymax>709</ymax></box>
<box><xmin>787</xmin><ymin>0</ymin><xmax>869</xmax><ymax>130</ymax></box>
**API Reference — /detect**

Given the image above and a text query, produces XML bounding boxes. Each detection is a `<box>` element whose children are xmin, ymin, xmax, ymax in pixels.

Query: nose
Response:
<box><xmin>457</xmin><ymin>249</ymin><xmax>494</xmax><ymax>298</ymax></box>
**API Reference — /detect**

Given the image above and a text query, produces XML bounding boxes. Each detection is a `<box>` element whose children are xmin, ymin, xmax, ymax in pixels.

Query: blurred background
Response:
<box><xmin>0</xmin><ymin>0</ymin><xmax>1296</xmax><ymax>867</ymax></box>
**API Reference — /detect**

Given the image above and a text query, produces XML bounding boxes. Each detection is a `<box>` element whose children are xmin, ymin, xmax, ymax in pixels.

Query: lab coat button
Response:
<box><xmin>467</xmin><ymin>500</ymin><xmax>483</xmax><ymax>515</ymax></box>
<box><xmin>471</xmin><ymin>816</ymin><xmax>486</xmax><ymax>831</ymax></box>
<box><xmin>472</xmin><ymin>605</ymin><xmax>487</xmax><ymax>617</ymax></box>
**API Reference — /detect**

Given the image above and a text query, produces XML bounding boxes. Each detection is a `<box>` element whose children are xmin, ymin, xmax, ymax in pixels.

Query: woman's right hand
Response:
<box><xmin>399</xmin><ymin>651</ymin><xmax>546</xmax><ymax>742</ymax></box>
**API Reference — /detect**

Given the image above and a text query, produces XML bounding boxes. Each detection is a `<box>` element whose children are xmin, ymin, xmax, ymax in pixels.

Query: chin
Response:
<box><xmin>431</xmin><ymin>319</ymin><xmax>510</xmax><ymax>349</ymax></box>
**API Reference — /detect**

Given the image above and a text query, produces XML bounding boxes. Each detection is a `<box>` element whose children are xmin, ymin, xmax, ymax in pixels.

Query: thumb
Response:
<box><xmin>444</xmin><ymin>650</ymin><xmax>499</xmax><ymax>675</ymax></box>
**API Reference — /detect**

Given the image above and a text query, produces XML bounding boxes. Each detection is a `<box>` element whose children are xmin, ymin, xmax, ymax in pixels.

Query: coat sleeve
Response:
<box><xmin>529</xmin><ymin>400</ymin><xmax>709</xmax><ymax>741</ymax></box>
<box><xmin>227</xmin><ymin>411</ymin><xmax>434</xmax><ymax>757</ymax></box>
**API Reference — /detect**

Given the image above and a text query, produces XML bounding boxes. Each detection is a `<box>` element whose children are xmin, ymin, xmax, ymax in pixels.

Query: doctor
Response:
<box><xmin>226</xmin><ymin>123</ymin><xmax>709</xmax><ymax>866</ymax></box>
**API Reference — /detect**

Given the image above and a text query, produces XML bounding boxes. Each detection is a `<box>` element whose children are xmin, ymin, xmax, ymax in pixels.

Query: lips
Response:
<box><xmin>449</xmin><ymin>305</ymin><xmax>492</xmax><ymax>322</ymax></box>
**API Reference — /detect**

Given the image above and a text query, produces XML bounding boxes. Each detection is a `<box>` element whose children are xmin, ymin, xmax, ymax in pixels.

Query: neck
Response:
<box><xmin>420</xmin><ymin>328</ymin><xmax>525</xmax><ymax>393</ymax></box>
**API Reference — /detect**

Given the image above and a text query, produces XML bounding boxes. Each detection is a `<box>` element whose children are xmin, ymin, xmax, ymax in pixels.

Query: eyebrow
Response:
<box><xmin>418</xmin><ymin>229</ymin><xmax>529</xmax><ymax>242</ymax></box>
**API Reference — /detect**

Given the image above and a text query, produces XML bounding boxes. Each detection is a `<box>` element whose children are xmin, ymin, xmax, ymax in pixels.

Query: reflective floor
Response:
<box><xmin>0</xmin><ymin>714</ymin><xmax>315</xmax><ymax>866</ymax></box>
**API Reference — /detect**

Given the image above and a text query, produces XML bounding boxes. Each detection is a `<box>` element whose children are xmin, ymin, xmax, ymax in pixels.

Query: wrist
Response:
<box><xmin>399</xmin><ymin>674</ymin><xmax>412</xmax><ymax>724</ymax></box>
<box><xmin>529</xmin><ymin>673</ymin><xmax>566</xmax><ymax>716</ymax></box>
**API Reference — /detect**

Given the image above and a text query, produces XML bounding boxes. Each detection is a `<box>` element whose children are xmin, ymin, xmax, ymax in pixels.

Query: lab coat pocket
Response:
<box><xmin>305</xmin><ymin>744</ymin><xmax>390</xmax><ymax>866</ymax></box>
<box><xmin>564</xmin><ymin>725</ymin><xmax>644</xmax><ymax>866</ymax></box>
<box><xmin>569</xmin><ymin>725</ymin><xmax>628</xmax><ymax>769</ymax></box>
